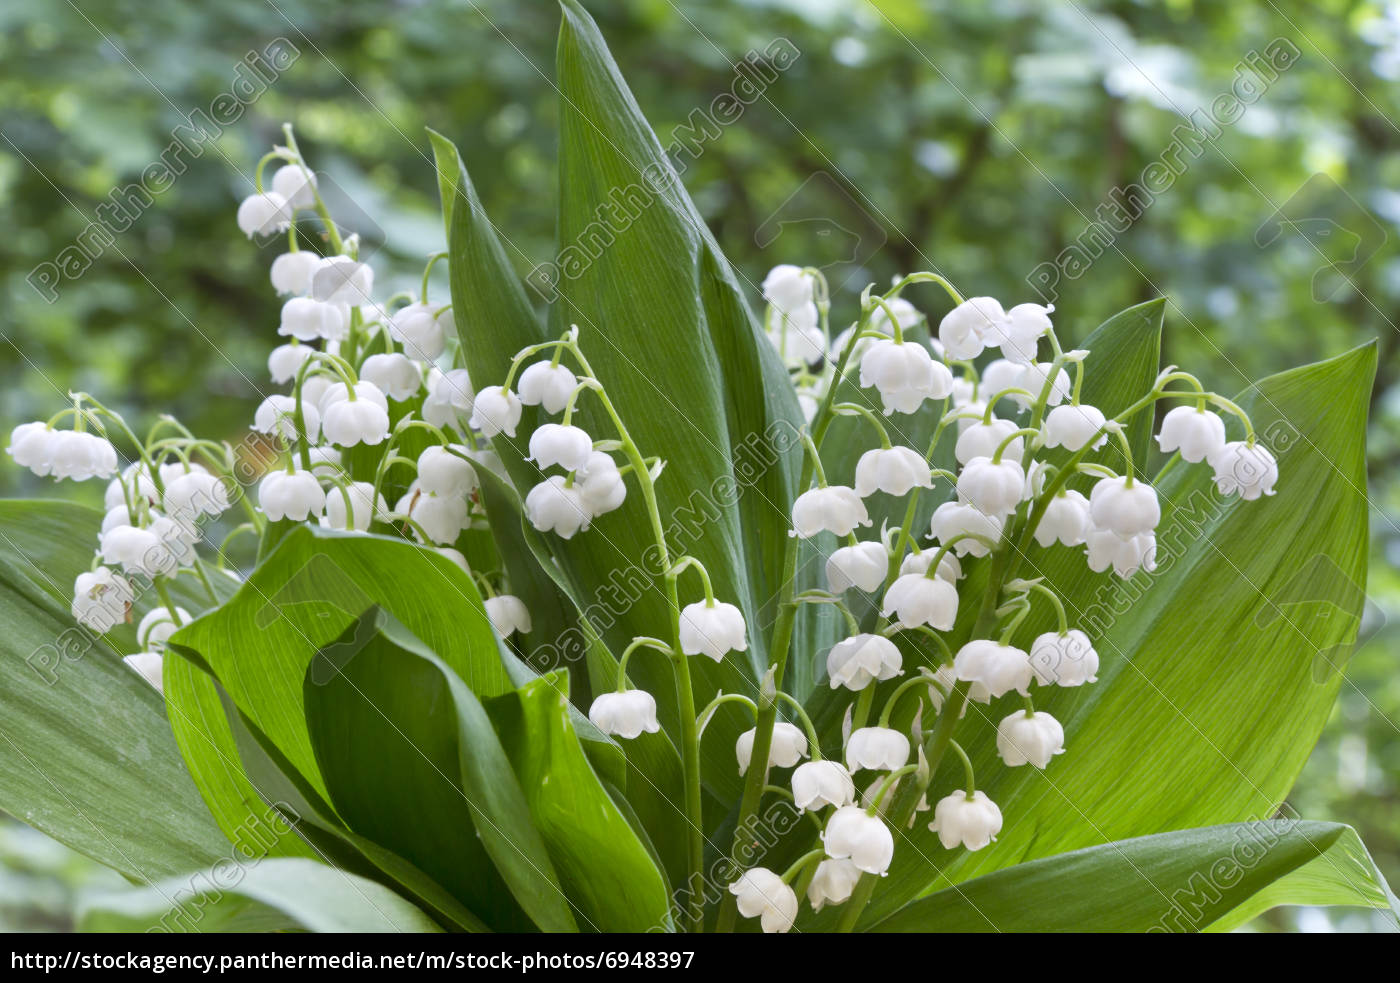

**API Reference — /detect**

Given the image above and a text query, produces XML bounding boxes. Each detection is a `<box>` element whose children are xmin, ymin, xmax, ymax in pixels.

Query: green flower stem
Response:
<box><xmin>281</xmin><ymin>124</ymin><xmax>343</xmax><ymax>255</ymax></box>
<box><xmin>877</xmin><ymin>674</ymin><xmax>942</xmax><ymax>728</ymax></box>
<box><xmin>833</xmin><ymin>402</ymin><xmax>892</xmax><ymax>449</ymax></box>
<box><xmin>870</xmin><ymin>296</ymin><xmax>907</xmax><ymax>344</ymax></box>
<box><xmin>774</xmin><ymin>691</ymin><xmax>823</xmax><ymax>759</ymax></box>
<box><xmin>888</xmin><ymin>272</ymin><xmax>966</xmax><ymax>306</ymax></box>
<box><xmin>948</xmin><ymin>739</ymin><xmax>977</xmax><ymax>794</ymax></box>
<box><xmin>153</xmin><ymin>578</ymin><xmax>183</xmax><ymax>627</ymax></box>
<box><xmin>981</xmin><ymin>388</ymin><xmax>1036</xmax><ymax>419</ymax></box>
<box><xmin>420</xmin><ymin>251</ymin><xmax>448</xmax><ymax>303</ymax></box>
<box><xmin>696</xmin><ymin>692</ymin><xmax>759</xmax><ymax>739</ymax></box>
<box><xmin>868</xmin><ymin>763</ymin><xmax>920</xmax><ymax>814</ymax></box>
<box><xmin>615</xmin><ymin>636</ymin><xmax>675</xmax><ymax>690</ymax></box>
<box><xmin>992</xmin><ymin>428</ymin><xmax>1039</xmax><ymax>464</ymax></box>
<box><xmin>669</xmin><ymin>556</ymin><xmax>716</xmax><ymax>605</ymax></box>
<box><xmin>781</xmin><ymin>848</ymin><xmax>829</xmax><ymax>884</ymax></box>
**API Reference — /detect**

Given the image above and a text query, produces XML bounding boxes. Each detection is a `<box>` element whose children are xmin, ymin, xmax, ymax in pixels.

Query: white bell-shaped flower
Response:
<box><xmin>122</xmin><ymin>652</ymin><xmax>165</xmax><ymax>693</ymax></box>
<box><xmin>258</xmin><ymin>469</ymin><xmax>325</xmax><ymax>522</ymax></box>
<box><xmin>827</xmin><ymin>634</ymin><xmax>903</xmax><ymax>691</ymax></box>
<box><xmin>267</xmin><ymin>342</ymin><xmax>313</xmax><ymax>385</ymax></box>
<box><xmin>1041</xmin><ymin>403</ymin><xmax>1108</xmax><ymax>451</ymax></box>
<box><xmin>71</xmin><ymin>567</ymin><xmax>133</xmax><ymax>633</ymax></box>
<box><xmin>98</xmin><ymin>524</ymin><xmax>176</xmax><ymax>578</ymax></box>
<box><xmin>767</xmin><ymin>306</ymin><xmax>827</xmax><ymax>369</ymax></box>
<box><xmin>996</xmin><ymin>710</ymin><xmax>1066</xmax><ymax>768</ymax></box>
<box><xmin>823</xmin><ymin>806</ymin><xmax>894</xmax><ymax>875</ymax></box>
<box><xmin>149</xmin><ymin>514</ymin><xmax>198</xmax><ymax>567</ymax></box>
<box><xmin>436</xmin><ymin>547</ymin><xmax>470</xmax><ymax>573</ymax></box>
<box><xmin>854</xmin><ymin>446</ymin><xmax>933</xmax><ymax>498</ymax></box>
<box><xmin>679</xmin><ymin>600</ymin><xmax>748</xmax><ymax>661</ymax></box>
<box><xmin>729</xmin><ymin>867</ymin><xmax>798</xmax><ymax>934</ymax></box>
<box><xmin>469</xmin><ymin>386</ymin><xmax>522</xmax><ymax>438</ymax></box>
<box><xmin>845</xmin><ymin>726</ymin><xmax>910</xmax><ymax>772</ymax></box>
<box><xmin>1034</xmin><ymin>489</ymin><xmax>1092</xmax><ymax>548</ymax></box>
<box><xmin>929</xmin><ymin>791</ymin><xmax>1002</xmax><ymax>850</ymax></box>
<box><xmin>310</xmin><ymin>256</ymin><xmax>374</xmax><ymax>307</ymax></box>
<box><xmin>938</xmin><ymin>297</ymin><xmax>1006</xmax><ymax>361</ymax></box>
<box><xmin>8</xmin><ymin>422</ymin><xmax>56</xmax><ymax>476</ymax></box>
<box><xmin>300</xmin><ymin>375</ymin><xmax>333</xmax><ymax>410</ymax></box>
<box><xmin>736</xmin><ymin>722</ymin><xmax>808</xmax><ymax>775</ymax></box>
<box><xmin>524</xmin><ymin>476</ymin><xmax>589</xmax><ymax>539</ymax></box>
<box><xmin>254</xmin><ymin>394</ymin><xmax>320</xmax><ymax>443</ymax></box>
<box><xmin>422</xmin><ymin>368</ymin><xmax>476</xmax><ymax>429</ymax></box>
<box><xmin>270</xmin><ymin>163</ymin><xmax>318</xmax><ymax>209</ymax></box>
<box><xmin>417</xmin><ymin>446</ymin><xmax>478</xmax><ymax>498</ymax></box>
<box><xmin>791</xmin><ymin>760</ymin><xmax>856</xmax><ymax>812</ymax></box>
<box><xmin>994</xmin><ymin>303</ymin><xmax>1054</xmax><ymax>363</ymax></box>
<box><xmin>517</xmin><ymin>361</ymin><xmax>579</xmax><ymax>415</ymax></box>
<box><xmin>588</xmin><ymin>690</ymin><xmax>661</xmax><ymax>740</ymax></box>
<box><xmin>162</xmin><ymin>470</ymin><xmax>230</xmax><ymax>521</ymax></box>
<box><xmin>322</xmin><ymin>481</ymin><xmax>387</xmax><ymax>532</ymax></box>
<box><xmin>307</xmin><ymin>446</ymin><xmax>343</xmax><ymax>478</ymax></box>
<box><xmin>1030</xmin><ymin>629</ymin><xmax>1099</xmax><ymax>687</ymax></box>
<box><xmin>859</xmin><ymin>339</ymin><xmax>952</xmax><ymax>415</ymax></box>
<box><xmin>359</xmin><ymin>353</ymin><xmax>423</xmax><ymax>401</ymax></box>
<box><xmin>928</xmin><ymin>501</ymin><xmax>1004</xmax><ymax>557</ymax></box>
<box><xmin>321</xmin><ymin>385</ymin><xmax>391</xmax><ymax>447</ymax></box>
<box><xmin>980</xmin><ymin>358</ymin><xmax>1022</xmax><ymax>404</ymax></box>
<box><xmin>954</xmin><ymin>417</ymin><xmax>1023</xmax><ymax>465</ymax></box>
<box><xmin>484</xmin><ymin>594</ymin><xmax>532</xmax><ymax>637</ymax></box>
<box><xmin>1084</xmin><ymin>528</ymin><xmax>1156</xmax><ymax>578</ymax></box>
<box><xmin>1211</xmin><ymin>441</ymin><xmax>1278</xmax><ymax>500</ymax></box>
<box><xmin>791</xmin><ymin>485</ymin><xmax>870</xmax><ymax>538</ymax></box>
<box><xmin>279</xmin><ymin>296</ymin><xmax>348</xmax><ymax>342</ymax></box>
<box><xmin>527</xmin><ymin>423</ymin><xmax>594</xmax><ymax>473</ymax></box>
<box><xmin>807</xmin><ymin>858</ymin><xmax>862</xmax><ymax>912</ymax></box>
<box><xmin>953</xmin><ymin>639</ymin><xmax>1033</xmax><ymax>698</ymax></box>
<box><xmin>270</xmin><ymin>250</ymin><xmax>320</xmax><ymax>296</ymax></box>
<box><xmin>1156</xmin><ymin>406</ymin><xmax>1227</xmax><ymax>463</ymax></box>
<box><xmin>388</xmin><ymin>302</ymin><xmax>447</xmax><ymax>362</ymax></box>
<box><xmin>236</xmin><ymin>191</ymin><xmax>292</xmax><ymax>237</ymax></box>
<box><xmin>1089</xmin><ymin>476</ymin><xmax>1160</xmax><ymax>536</ymax></box>
<box><xmin>880</xmin><ymin>574</ymin><xmax>958</xmax><ymax>630</ymax></box>
<box><xmin>825</xmin><ymin>541</ymin><xmax>888</xmax><ymax>593</ymax></box>
<box><xmin>41</xmin><ymin>431</ymin><xmax>118</xmax><ymax>482</ymax></box>
<box><xmin>899</xmin><ymin>548</ymin><xmax>961</xmax><ymax>583</ymax></box>
<box><xmin>576</xmin><ymin>451</ymin><xmax>627</xmax><ymax>517</ymax></box>
<box><xmin>1011</xmin><ymin>361</ymin><xmax>1071</xmax><ymax>411</ymax></box>
<box><xmin>761</xmin><ymin>264</ymin><xmax>814</xmax><ymax>312</ymax></box>
<box><xmin>956</xmin><ymin>456</ymin><xmax>1025</xmax><ymax>519</ymax></box>
<box><xmin>101</xmin><ymin>504</ymin><xmax>132</xmax><ymax>536</ymax></box>
<box><xmin>394</xmin><ymin>482</ymin><xmax>469</xmax><ymax>545</ymax></box>
<box><xmin>137</xmin><ymin>606</ymin><xmax>191</xmax><ymax>652</ymax></box>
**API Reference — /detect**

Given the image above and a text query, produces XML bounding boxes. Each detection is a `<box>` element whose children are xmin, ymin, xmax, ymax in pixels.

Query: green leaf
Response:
<box><xmin>869</xmin><ymin>821</ymin><xmax>1395</xmax><ymax>932</ymax></box>
<box><xmin>0</xmin><ymin>500</ymin><xmax>229</xmax><ymax>880</ymax></box>
<box><xmin>846</xmin><ymin>342</ymin><xmax>1377</xmax><ymax>926</ymax></box>
<box><xmin>78</xmin><ymin>857</ymin><xmax>440</xmax><ymax>933</ymax></box>
<box><xmin>484</xmin><ymin>670</ymin><xmax>674</xmax><ymax>932</ymax></box>
<box><xmin>302</xmin><ymin>608</ymin><xmax>577</xmax><ymax>932</ymax></box>
<box><xmin>168</xmin><ymin>525</ymin><xmax>513</xmax><ymax>801</ymax></box>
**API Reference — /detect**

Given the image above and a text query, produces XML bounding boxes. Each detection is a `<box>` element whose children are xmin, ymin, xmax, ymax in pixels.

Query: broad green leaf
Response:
<box><xmin>302</xmin><ymin>609</ymin><xmax>576</xmax><ymax>932</ymax></box>
<box><xmin>168</xmin><ymin>525</ymin><xmax>513</xmax><ymax>800</ymax></box>
<box><xmin>78</xmin><ymin>857</ymin><xmax>440</xmax><ymax>933</ymax></box>
<box><xmin>484</xmin><ymin>671</ymin><xmax>674</xmax><ymax>932</ymax></box>
<box><xmin>869</xmin><ymin>821</ymin><xmax>1394</xmax><ymax>932</ymax></box>
<box><xmin>0</xmin><ymin>500</ymin><xmax>228</xmax><ymax>881</ymax></box>
<box><xmin>844</xmin><ymin>342</ymin><xmax>1377</xmax><ymax>926</ymax></box>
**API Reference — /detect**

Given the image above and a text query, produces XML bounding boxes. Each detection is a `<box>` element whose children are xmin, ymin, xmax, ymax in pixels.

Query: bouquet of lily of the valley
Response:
<box><xmin>1</xmin><ymin>1</ymin><xmax>1393</xmax><ymax>934</ymax></box>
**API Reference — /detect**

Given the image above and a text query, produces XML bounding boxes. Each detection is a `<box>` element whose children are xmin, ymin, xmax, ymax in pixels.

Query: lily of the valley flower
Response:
<box><xmin>268</xmin><ymin>342</ymin><xmax>314</xmax><ymax>384</ymax></box>
<box><xmin>996</xmin><ymin>710</ymin><xmax>1066</xmax><ymax>768</ymax></box>
<box><xmin>859</xmin><ymin>339</ymin><xmax>952</xmax><ymax>415</ymax></box>
<box><xmin>827</xmin><ymin>633</ymin><xmax>903</xmax><ymax>690</ymax></box>
<box><xmin>137</xmin><ymin>606</ymin><xmax>191</xmax><ymax>652</ymax></box>
<box><xmin>853</xmin><ymin>446</ymin><xmax>933</xmax><ymax>498</ymax></box>
<box><xmin>576</xmin><ymin>451</ymin><xmax>627</xmax><ymax>517</ymax></box>
<box><xmin>322</xmin><ymin>481</ymin><xmax>387</xmax><ymax>532</ymax></box>
<box><xmin>469</xmin><ymin>386</ymin><xmax>523</xmax><ymax>438</ymax></box>
<box><xmin>279</xmin><ymin>296</ymin><xmax>348</xmax><ymax>342</ymax></box>
<box><xmin>1211</xmin><ymin>441</ymin><xmax>1279</xmax><ymax>500</ymax></box>
<box><xmin>845</xmin><ymin>726</ymin><xmax>910</xmax><ymax>772</ymax></box>
<box><xmin>956</xmin><ymin>456</ymin><xmax>1025</xmax><ymax>518</ymax></box>
<box><xmin>929</xmin><ymin>791</ymin><xmax>1003</xmax><ymax>850</ymax></box>
<box><xmin>1084</xmin><ymin>528</ymin><xmax>1156</xmax><ymax>578</ymax></box>
<box><xmin>898</xmin><ymin>548</ymin><xmax>961</xmax><ymax>583</ymax></box>
<box><xmin>417</xmin><ymin>446</ymin><xmax>478</xmax><ymax>498</ymax></box>
<box><xmin>588</xmin><ymin>689</ymin><xmax>662</xmax><ymax>740</ymax></box>
<box><xmin>123</xmin><ymin>651</ymin><xmax>165</xmax><ymax>693</ymax></box>
<box><xmin>1029</xmin><ymin>630</ymin><xmax>1100</xmax><ymax>687</ymax></box>
<box><xmin>258</xmin><ymin>469</ymin><xmax>326</xmax><ymax>522</ymax></box>
<box><xmin>269</xmin><ymin>250</ymin><xmax>320</xmax><ymax>296</ymax></box>
<box><xmin>807</xmin><ymin>858</ymin><xmax>862</xmax><ymax>912</ymax></box>
<box><xmin>359</xmin><ymin>353</ymin><xmax>423</xmax><ymax>401</ymax></box>
<box><xmin>162</xmin><ymin>470</ymin><xmax>230</xmax><ymax>520</ymax></box>
<box><xmin>928</xmin><ymin>501</ymin><xmax>1004</xmax><ymax>557</ymax></box>
<box><xmin>994</xmin><ymin>303</ymin><xmax>1054</xmax><ymax>363</ymax></box>
<box><xmin>791</xmin><ymin>485</ymin><xmax>871</xmax><ymax>538</ymax></box>
<box><xmin>99</xmin><ymin>524</ymin><xmax>177</xmax><ymax>578</ymax></box>
<box><xmin>517</xmin><ymin>361</ymin><xmax>580</xmax><ymax>415</ymax></box>
<box><xmin>729</xmin><ymin>868</ymin><xmax>798</xmax><ymax>934</ymax></box>
<box><xmin>422</xmin><ymin>368</ymin><xmax>475</xmax><ymax>430</ymax></box>
<box><xmin>1011</xmin><ymin>361</ymin><xmax>1071</xmax><ymax>411</ymax></box>
<box><xmin>254</xmin><ymin>394</ymin><xmax>319</xmax><ymax>443</ymax></box>
<box><xmin>1156</xmin><ymin>405</ymin><xmax>1226</xmax><ymax>463</ymax></box>
<box><xmin>761</xmin><ymin>264</ymin><xmax>814</xmax><ymax>313</ymax></box>
<box><xmin>953</xmin><ymin>639</ymin><xmax>1033</xmax><ymax>698</ymax></box>
<box><xmin>938</xmin><ymin>296</ymin><xmax>1005</xmax><ymax>361</ymax></box>
<box><xmin>388</xmin><ymin>302</ymin><xmax>448</xmax><ymax>362</ymax></box>
<box><xmin>1034</xmin><ymin>489</ymin><xmax>1092</xmax><ymax>548</ymax></box>
<box><xmin>1089</xmin><ymin>476</ymin><xmax>1160</xmax><ymax>536</ymax></box>
<box><xmin>236</xmin><ymin>191</ymin><xmax>292</xmax><ymax>237</ymax></box>
<box><xmin>484</xmin><ymin>594</ymin><xmax>532</xmax><ymax>637</ymax></box>
<box><xmin>524</xmin><ymin>476</ymin><xmax>589</xmax><ymax>539</ymax></box>
<box><xmin>881</xmin><ymin>573</ymin><xmax>958</xmax><ymax>630</ymax></box>
<box><xmin>736</xmin><ymin>722</ymin><xmax>808</xmax><ymax>775</ymax></box>
<box><xmin>8</xmin><ymin>426</ymin><xmax>118</xmax><ymax>482</ymax></box>
<box><xmin>71</xmin><ymin>567</ymin><xmax>133</xmax><ymax>633</ymax></box>
<box><xmin>310</xmin><ymin>257</ymin><xmax>375</xmax><ymax>308</ymax></box>
<box><xmin>954</xmin><ymin>417</ymin><xmax>1024</xmax><ymax>465</ymax></box>
<box><xmin>1041</xmin><ymin>403</ymin><xmax>1108</xmax><ymax>451</ymax></box>
<box><xmin>822</xmin><ymin>806</ymin><xmax>894</xmax><ymax>875</ymax></box>
<box><xmin>395</xmin><ymin>481</ymin><xmax>469</xmax><ymax>544</ymax></box>
<box><xmin>679</xmin><ymin>600</ymin><xmax>748</xmax><ymax>661</ymax></box>
<box><xmin>270</xmin><ymin>163</ymin><xmax>318</xmax><ymax>209</ymax></box>
<box><xmin>825</xmin><ymin>540</ymin><xmax>888</xmax><ymax>593</ymax></box>
<box><xmin>320</xmin><ymin>382</ymin><xmax>391</xmax><ymax>447</ymax></box>
<box><xmin>791</xmin><ymin>760</ymin><xmax>856</xmax><ymax>811</ymax></box>
<box><xmin>528</xmin><ymin>423</ymin><xmax>594</xmax><ymax>474</ymax></box>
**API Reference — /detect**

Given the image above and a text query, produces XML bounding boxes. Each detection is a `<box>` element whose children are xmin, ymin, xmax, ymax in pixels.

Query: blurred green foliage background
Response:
<box><xmin>1</xmin><ymin>0</ymin><xmax>1397</xmax><ymax>930</ymax></box>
